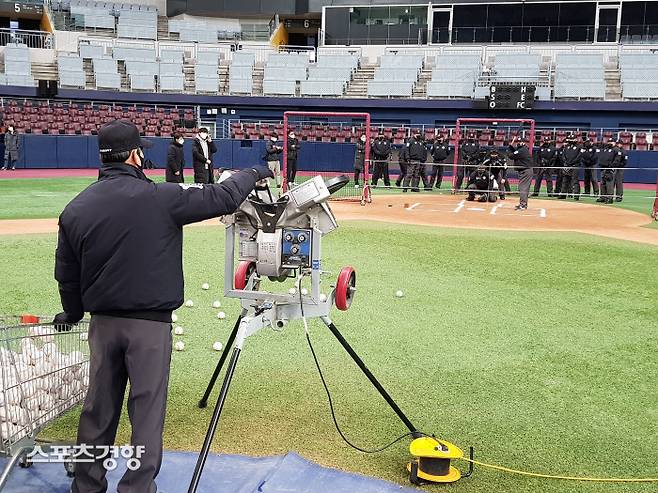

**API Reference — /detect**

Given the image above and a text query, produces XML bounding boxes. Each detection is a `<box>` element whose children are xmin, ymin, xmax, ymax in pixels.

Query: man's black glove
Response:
<box><xmin>52</xmin><ymin>311</ymin><xmax>79</xmax><ymax>332</ymax></box>
<box><xmin>250</xmin><ymin>166</ymin><xmax>275</xmax><ymax>181</ymax></box>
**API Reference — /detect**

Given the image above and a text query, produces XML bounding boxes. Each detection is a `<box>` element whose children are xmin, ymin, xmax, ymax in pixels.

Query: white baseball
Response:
<box><xmin>171</xmin><ymin>313</ymin><xmax>178</xmax><ymax>323</ymax></box>
<box><xmin>201</xmin><ymin>283</ymin><xmax>210</xmax><ymax>290</ymax></box>
<box><xmin>174</xmin><ymin>326</ymin><xmax>184</xmax><ymax>335</ymax></box>
<box><xmin>288</xmin><ymin>288</ymin><xmax>297</xmax><ymax>295</ymax></box>
<box><xmin>395</xmin><ymin>290</ymin><xmax>404</xmax><ymax>298</ymax></box>
<box><xmin>217</xmin><ymin>312</ymin><xmax>226</xmax><ymax>320</ymax></box>
<box><xmin>174</xmin><ymin>341</ymin><xmax>185</xmax><ymax>351</ymax></box>
<box><xmin>80</xmin><ymin>332</ymin><xmax>89</xmax><ymax>341</ymax></box>
<box><xmin>319</xmin><ymin>293</ymin><xmax>328</xmax><ymax>302</ymax></box>
<box><xmin>185</xmin><ymin>300</ymin><xmax>194</xmax><ymax>307</ymax></box>
<box><xmin>212</xmin><ymin>301</ymin><xmax>221</xmax><ymax>309</ymax></box>
<box><xmin>212</xmin><ymin>342</ymin><xmax>223</xmax><ymax>352</ymax></box>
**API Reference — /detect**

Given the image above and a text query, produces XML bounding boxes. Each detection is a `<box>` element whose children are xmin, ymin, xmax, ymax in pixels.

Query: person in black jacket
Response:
<box><xmin>466</xmin><ymin>164</ymin><xmax>497</xmax><ymax>202</ymax></box>
<box><xmin>427</xmin><ymin>136</ymin><xmax>450</xmax><ymax>189</ymax></box>
<box><xmin>354</xmin><ymin>134</ymin><xmax>366</xmax><ymax>187</ymax></box>
<box><xmin>558</xmin><ymin>137</ymin><xmax>581</xmax><ymax>200</ymax></box>
<box><xmin>402</xmin><ymin>132</ymin><xmax>428</xmax><ymax>192</ymax></box>
<box><xmin>508</xmin><ymin>136</ymin><xmax>533</xmax><ymax>210</ymax></box>
<box><xmin>54</xmin><ymin>120</ymin><xmax>273</xmax><ymax>493</ymax></box>
<box><xmin>613</xmin><ymin>139</ymin><xmax>628</xmax><ymax>202</ymax></box>
<box><xmin>532</xmin><ymin>138</ymin><xmax>556</xmax><ymax>197</ymax></box>
<box><xmin>166</xmin><ymin>133</ymin><xmax>185</xmax><ymax>183</ymax></box>
<box><xmin>395</xmin><ymin>144</ymin><xmax>408</xmax><ymax>188</ymax></box>
<box><xmin>265</xmin><ymin>132</ymin><xmax>284</xmax><ymax>187</ymax></box>
<box><xmin>454</xmin><ymin>135</ymin><xmax>480</xmax><ymax>192</ymax></box>
<box><xmin>286</xmin><ymin>130</ymin><xmax>300</xmax><ymax>186</ymax></box>
<box><xmin>192</xmin><ymin>127</ymin><xmax>217</xmax><ymax>184</ymax></box>
<box><xmin>580</xmin><ymin>139</ymin><xmax>599</xmax><ymax>196</ymax></box>
<box><xmin>596</xmin><ymin>139</ymin><xmax>624</xmax><ymax>204</ymax></box>
<box><xmin>370</xmin><ymin>132</ymin><xmax>391</xmax><ymax>187</ymax></box>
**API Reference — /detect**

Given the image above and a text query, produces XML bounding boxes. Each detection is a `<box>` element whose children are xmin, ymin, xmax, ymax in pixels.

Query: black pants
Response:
<box><xmin>354</xmin><ymin>169</ymin><xmax>362</xmax><ymax>185</ymax></box>
<box><xmin>533</xmin><ymin>167</ymin><xmax>554</xmax><ymax>195</ymax></box>
<box><xmin>454</xmin><ymin>165</ymin><xmax>468</xmax><ymax>190</ymax></box>
<box><xmin>518</xmin><ymin>167</ymin><xmax>533</xmax><ymax>207</ymax></box>
<box><xmin>371</xmin><ymin>160</ymin><xmax>390</xmax><ymax>186</ymax></box>
<box><xmin>600</xmin><ymin>169</ymin><xmax>615</xmax><ymax>203</ymax></box>
<box><xmin>287</xmin><ymin>158</ymin><xmax>297</xmax><ymax>184</ymax></box>
<box><xmin>427</xmin><ymin>163</ymin><xmax>446</xmax><ymax>189</ymax></box>
<box><xmin>554</xmin><ymin>169</ymin><xmax>563</xmax><ymax>197</ymax></box>
<box><xmin>402</xmin><ymin>160</ymin><xmax>423</xmax><ymax>192</ymax></box>
<box><xmin>560</xmin><ymin>169</ymin><xmax>580</xmax><ymax>199</ymax></box>
<box><xmin>73</xmin><ymin>315</ymin><xmax>172</xmax><ymax>493</ymax></box>
<box><xmin>494</xmin><ymin>170</ymin><xmax>510</xmax><ymax>199</ymax></box>
<box><xmin>583</xmin><ymin>166</ymin><xmax>599</xmax><ymax>195</ymax></box>
<box><xmin>614</xmin><ymin>168</ymin><xmax>624</xmax><ymax>199</ymax></box>
<box><xmin>395</xmin><ymin>162</ymin><xmax>407</xmax><ymax>187</ymax></box>
<box><xmin>466</xmin><ymin>184</ymin><xmax>496</xmax><ymax>202</ymax></box>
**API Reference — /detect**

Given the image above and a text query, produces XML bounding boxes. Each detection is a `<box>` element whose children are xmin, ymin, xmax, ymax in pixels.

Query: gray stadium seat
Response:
<box><xmin>307</xmin><ymin>66</ymin><xmax>352</xmax><ymax>81</ymax></box>
<box><xmin>197</xmin><ymin>50</ymin><xmax>221</xmax><ymax>65</ymax></box>
<box><xmin>264</xmin><ymin>66</ymin><xmax>307</xmax><ymax>81</ymax></box>
<box><xmin>427</xmin><ymin>81</ymin><xmax>474</xmax><ymax>98</ymax></box>
<box><xmin>95</xmin><ymin>72</ymin><xmax>121</xmax><ymax>90</ymax></box>
<box><xmin>180</xmin><ymin>28</ymin><xmax>217</xmax><ymax>43</ymax></box>
<box><xmin>125</xmin><ymin>60</ymin><xmax>158</xmax><ymax>76</ymax></box>
<box><xmin>58</xmin><ymin>55</ymin><xmax>83</xmax><ymax>72</ymax></box>
<box><xmin>195</xmin><ymin>76</ymin><xmax>219</xmax><ymax>93</ymax></box>
<box><xmin>112</xmin><ymin>47</ymin><xmax>156</xmax><ymax>62</ymax></box>
<box><xmin>59</xmin><ymin>71</ymin><xmax>86</xmax><ymax>88</ymax></box>
<box><xmin>373</xmin><ymin>67</ymin><xmax>418</xmax><ymax>81</ymax></box>
<box><xmin>367</xmin><ymin>81</ymin><xmax>413</xmax><ymax>97</ymax></box>
<box><xmin>229</xmin><ymin>77</ymin><xmax>252</xmax><ymax>94</ymax></box>
<box><xmin>93</xmin><ymin>57</ymin><xmax>118</xmax><ymax>74</ymax></box>
<box><xmin>130</xmin><ymin>74</ymin><xmax>155</xmax><ymax>91</ymax></box>
<box><xmin>6</xmin><ymin>74</ymin><xmax>35</xmax><ymax>87</ymax></box>
<box><xmin>160</xmin><ymin>50</ymin><xmax>184</xmax><ymax>63</ymax></box>
<box><xmin>159</xmin><ymin>63</ymin><xmax>183</xmax><ymax>76</ymax></box>
<box><xmin>160</xmin><ymin>75</ymin><xmax>184</xmax><ymax>92</ymax></box>
<box><xmin>195</xmin><ymin>64</ymin><xmax>218</xmax><ymax>77</ymax></box>
<box><xmin>5</xmin><ymin>60</ymin><xmax>31</xmax><ymax>76</ymax></box>
<box><xmin>300</xmin><ymin>80</ymin><xmax>344</xmax><ymax>96</ymax></box>
<box><xmin>230</xmin><ymin>66</ymin><xmax>252</xmax><ymax>79</ymax></box>
<box><xmin>262</xmin><ymin>79</ymin><xmax>296</xmax><ymax>96</ymax></box>
<box><xmin>231</xmin><ymin>52</ymin><xmax>255</xmax><ymax>67</ymax></box>
<box><xmin>80</xmin><ymin>44</ymin><xmax>105</xmax><ymax>59</ymax></box>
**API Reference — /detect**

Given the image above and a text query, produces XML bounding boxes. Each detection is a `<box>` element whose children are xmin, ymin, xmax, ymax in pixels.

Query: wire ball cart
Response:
<box><xmin>0</xmin><ymin>316</ymin><xmax>90</xmax><ymax>489</ymax></box>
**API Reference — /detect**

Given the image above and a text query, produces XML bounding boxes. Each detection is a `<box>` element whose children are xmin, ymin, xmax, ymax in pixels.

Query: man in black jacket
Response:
<box><xmin>192</xmin><ymin>127</ymin><xmax>217</xmax><ymax>184</ymax></box>
<box><xmin>558</xmin><ymin>137</ymin><xmax>581</xmax><ymax>200</ymax></box>
<box><xmin>466</xmin><ymin>164</ymin><xmax>497</xmax><ymax>202</ymax></box>
<box><xmin>395</xmin><ymin>144</ymin><xmax>408</xmax><ymax>188</ymax></box>
<box><xmin>427</xmin><ymin>136</ymin><xmax>450</xmax><ymax>190</ymax></box>
<box><xmin>581</xmin><ymin>139</ymin><xmax>599</xmax><ymax>196</ymax></box>
<box><xmin>596</xmin><ymin>139</ymin><xmax>621</xmax><ymax>204</ymax></box>
<box><xmin>454</xmin><ymin>135</ymin><xmax>480</xmax><ymax>192</ymax></box>
<box><xmin>166</xmin><ymin>133</ymin><xmax>185</xmax><ymax>183</ymax></box>
<box><xmin>265</xmin><ymin>132</ymin><xmax>284</xmax><ymax>188</ymax></box>
<box><xmin>532</xmin><ymin>138</ymin><xmax>556</xmax><ymax>197</ymax></box>
<box><xmin>613</xmin><ymin>139</ymin><xmax>628</xmax><ymax>202</ymax></box>
<box><xmin>370</xmin><ymin>132</ymin><xmax>391</xmax><ymax>187</ymax></box>
<box><xmin>54</xmin><ymin>120</ymin><xmax>273</xmax><ymax>493</ymax></box>
<box><xmin>402</xmin><ymin>132</ymin><xmax>428</xmax><ymax>192</ymax></box>
<box><xmin>286</xmin><ymin>130</ymin><xmax>300</xmax><ymax>186</ymax></box>
<box><xmin>508</xmin><ymin>136</ymin><xmax>533</xmax><ymax>210</ymax></box>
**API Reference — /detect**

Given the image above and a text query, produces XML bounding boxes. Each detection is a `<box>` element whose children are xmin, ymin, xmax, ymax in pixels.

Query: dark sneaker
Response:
<box><xmin>531</xmin><ymin>193</ymin><xmax>539</xmax><ymax>197</ymax></box>
<box><xmin>515</xmin><ymin>205</ymin><xmax>527</xmax><ymax>211</ymax></box>
<box><xmin>615</xmin><ymin>197</ymin><xmax>623</xmax><ymax>202</ymax></box>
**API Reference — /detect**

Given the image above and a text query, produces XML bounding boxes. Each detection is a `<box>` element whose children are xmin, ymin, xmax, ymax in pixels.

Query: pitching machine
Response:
<box><xmin>187</xmin><ymin>174</ymin><xmax>469</xmax><ymax>492</ymax></box>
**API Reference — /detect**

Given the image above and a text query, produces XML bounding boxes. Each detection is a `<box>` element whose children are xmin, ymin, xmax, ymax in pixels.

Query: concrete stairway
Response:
<box><xmin>344</xmin><ymin>64</ymin><xmax>376</xmax><ymax>98</ymax></box>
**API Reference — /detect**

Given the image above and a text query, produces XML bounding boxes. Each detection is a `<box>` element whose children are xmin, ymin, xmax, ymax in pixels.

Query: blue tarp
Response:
<box><xmin>0</xmin><ymin>450</ymin><xmax>418</xmax><ymax>493</ymax></box>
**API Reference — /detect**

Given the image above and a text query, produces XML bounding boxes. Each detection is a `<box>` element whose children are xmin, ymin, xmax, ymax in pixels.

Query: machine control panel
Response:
<box><xmin>281</xmin><ymin>228</ymin><xmax>312</xmax><ymax>268</ymax></box>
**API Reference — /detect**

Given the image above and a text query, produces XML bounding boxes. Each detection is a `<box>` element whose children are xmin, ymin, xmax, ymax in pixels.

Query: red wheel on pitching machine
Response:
<box><xmin>234</xmin><ymin>261</ymin><xmax>257</xmax><ymax>290</ymax></box>
<box><xmin>335</xmin><ymin>266</ymin><xmax>356</xmax><ymax>311</ymax></box>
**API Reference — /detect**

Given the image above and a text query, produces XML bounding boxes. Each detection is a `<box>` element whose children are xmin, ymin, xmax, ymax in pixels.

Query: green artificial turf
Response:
<box><xmin>0</xmin><ymin>176</ymin><xmax>655</xmax><ymax>226</ymax></box>
<box><xmin>0</xmin><ymin>223</ymin><xmax>656</xmax><ymax>493</ymax></box>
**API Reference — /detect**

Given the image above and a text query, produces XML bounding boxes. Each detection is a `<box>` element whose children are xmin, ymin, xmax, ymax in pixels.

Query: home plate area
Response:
<box><xmin>450</xmin><ymin>200</ymin><xmax>547</xmax><ymax>218</ymax></box>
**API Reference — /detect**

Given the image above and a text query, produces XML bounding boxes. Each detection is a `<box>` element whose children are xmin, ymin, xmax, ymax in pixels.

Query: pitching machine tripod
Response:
<box><xmin>188</xmin><ymin>175</ymin><xmax>466</xmax><ymax>492</ymax></box>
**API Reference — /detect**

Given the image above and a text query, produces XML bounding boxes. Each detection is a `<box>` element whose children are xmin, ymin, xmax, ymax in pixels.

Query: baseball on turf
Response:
<box><xmin>212</xmin><ymin>301</ymin><xmax>221</xmax><ymax>308</ymax></box>
<box><xmin>301</xmin><ymin>288</ymin><xmax>308</xmax><ymax>296</ymax></box>
<box><xmin>395</xmin><ymin>290</ymin><xmax>404</xmax><ymax>298</ymax></box>
<box><xmin>319</xmin><ymin>293</ymin><xmax>328</xmax><ymax>302</ymax></box>
<box><xmin>174</xmin><ymin>341</ymin><xmax>185</xmax><ymax>351</ymax></box>
<box><xmin>288</xmin><ymin>288</ymin><xmax>297</xmax><ymax>295</ymax></box>
<box><xmin>174</xmin><ymin>326</ymin><xmax>184</xmax><ymax>335</ymax></box>
<box><xmin>212</xmin><ymin>342</ymin><xmax>223</xmax><ymax>351</ymax></box>
<box><xmin>217</xmin><ymin>311</ymin><xmax>226</xmax><ymax>320</ymax></box>
<box><xmin>171</xmin><ymin>313</ymin><xmax>178</xmax><ymax>323</ymax></box>
<box><xmin>201</xmin><ymin>283</ymin><xmax>210</xmax><ymax>290</ymax></box>
<box><xmin>185</xmin><ymin>300</ymin><xmax>194</xmax><ymax>307</ymax></box>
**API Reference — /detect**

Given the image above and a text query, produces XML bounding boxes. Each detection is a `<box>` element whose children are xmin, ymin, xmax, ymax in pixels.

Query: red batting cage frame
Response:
<box><xmin>653</xmin><ymin>177</ymin><xmax>658</xmax><ymax>220</ymax></box>
<box><xmin>452</xmin><ymin>118</ymin><xmax>536</xmax><ymax>189</ymax></box>
<box><xmin>282</xmin><ymin>111</ymin><xmax>372</xmax><ymax>204</ymax></box>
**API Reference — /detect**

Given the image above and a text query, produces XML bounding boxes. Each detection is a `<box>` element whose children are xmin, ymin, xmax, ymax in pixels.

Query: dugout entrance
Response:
<box><xmin>283</xmin><ymin>111</ymin><xmax>372</xmax><ymax>205</ymax></box>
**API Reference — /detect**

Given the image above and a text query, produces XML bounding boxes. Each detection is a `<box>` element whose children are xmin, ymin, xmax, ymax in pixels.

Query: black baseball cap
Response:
<box><xmin>98</xmin><ymin>120</ymin><xmax>152</xmax><ymax>155</ymax></box>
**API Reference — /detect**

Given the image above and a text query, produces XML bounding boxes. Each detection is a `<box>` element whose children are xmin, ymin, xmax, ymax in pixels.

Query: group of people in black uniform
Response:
<box><xmin>361</xmin><ymin>131</ymin><xmax>628</xmax><ymax>208</ymax></box>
